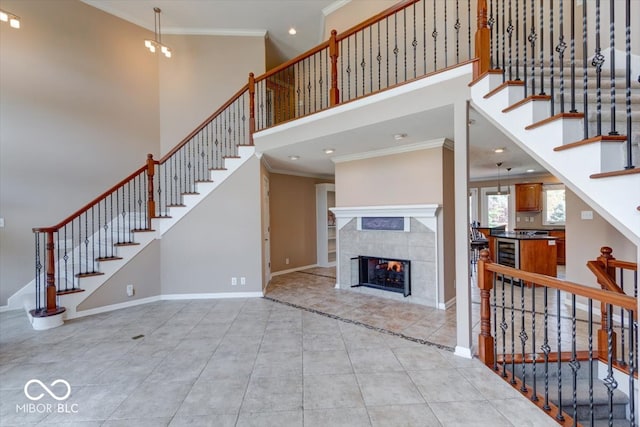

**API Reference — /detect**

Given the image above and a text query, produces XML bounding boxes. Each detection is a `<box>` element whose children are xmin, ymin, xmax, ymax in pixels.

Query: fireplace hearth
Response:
<box><xmin>351</xmin><ymin>256</ymin><xmax>411</xmax><ymax>297</ymax></box>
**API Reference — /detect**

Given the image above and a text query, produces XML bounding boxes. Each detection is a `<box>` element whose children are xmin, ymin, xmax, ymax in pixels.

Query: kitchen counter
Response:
<box><xmin>492</xmin><ymin>231</ymin><xmax>558</xmax><ymax>240</ymax></box>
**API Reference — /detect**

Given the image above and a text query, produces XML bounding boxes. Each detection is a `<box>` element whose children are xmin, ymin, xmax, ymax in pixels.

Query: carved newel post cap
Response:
<box><xmin>600</xmin><ymin>246</ymin><xmax>613</xmax><ymax>258</ymax></box>
<box><xmin>479</xmin><ymin>248</ymin><xmax>491</xmax><ymax>262</ymax></box>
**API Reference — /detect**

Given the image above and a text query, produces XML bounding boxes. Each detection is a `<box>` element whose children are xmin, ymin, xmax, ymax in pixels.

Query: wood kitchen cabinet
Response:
<box><xmin>548</xmin><ymin>230</ymin><xmax>566</xmax><ymax>265</ymax></box>
<box><xmin>515</xmin><ymin>183</ymin><xmax>542</xmax><ymax>212</ymax></box>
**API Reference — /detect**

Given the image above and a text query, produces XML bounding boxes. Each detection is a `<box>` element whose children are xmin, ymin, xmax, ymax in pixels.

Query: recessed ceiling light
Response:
<box><xmin>394</xmin><ymin>133</ymin><xmax>407</xmax><ymax>141</ymax></box>
<box><xmin>323</xmin><ymin>148</ymin><xmax>335</xmax><ymax>154</ymax></box>
<box><xmin>288</xmin><ymin>155</ymin><xmax>300</xmax><ymax>161</ymax></box>
<box><xmin>288</xmin><ymin>27</ymin><xmax>297</xmax><ymax>35</ymax></box>
<box><xmin>526</xmin><ymin>169</ymin><xmax>535</xmax><ymax>173</ymax></box>
<box><xmin>494</xmin><ymin>148</ymin><xmax>505</xmax><ymax>153</ymax></box>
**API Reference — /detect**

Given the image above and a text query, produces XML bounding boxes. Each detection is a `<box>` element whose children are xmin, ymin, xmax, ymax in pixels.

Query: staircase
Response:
<box><xmin>470</xmin><ymin>59</ymin><xmax>640</xmax><ymax>244</ymax></box>
<box><xmin>504</xmin><ymin>359</ymin><xmax>634</xmax><ymax>426</ymax></box>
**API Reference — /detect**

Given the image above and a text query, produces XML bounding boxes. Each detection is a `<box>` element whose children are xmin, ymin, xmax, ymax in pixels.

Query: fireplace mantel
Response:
<box><xmin>331</xmin><ymin>204</ymin><xmax>441</xmax><ymax>232</ymax></box>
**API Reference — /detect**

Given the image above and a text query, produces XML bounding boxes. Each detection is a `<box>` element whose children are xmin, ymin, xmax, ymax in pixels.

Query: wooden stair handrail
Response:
<box><xmin>587</xmin><ymin>260</ymin><xmax>625</xmax><ymax>294</ymax></box>
<box><xmin>334</xmin><ymin>0</ymin><xmax>418</xmax><ymax>42</ymax></box>
<box><xmin>32</xmin><ymin>163</ymin><xmax>149</xmax><ymax>233</ymax></box>
<box><xmin>254</xmin><ymin>41</ymin><xmax>331</xmax><ymax>84</ymax></box>
<box><xmin>158</xmin><ymin>84</ymin><xmax>250</xmax><ymax>164</ymax></box>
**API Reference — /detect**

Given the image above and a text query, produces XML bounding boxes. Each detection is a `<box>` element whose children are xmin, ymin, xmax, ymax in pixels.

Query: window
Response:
<box><xmin>543</xmin><ymin>184</ymin><xmax>566</xmax><ymax>225</ymax></box>
<box><xmin>486</xmin><ymin>193</ymin><xmax>510</xmax><ymax>227</ymax></box>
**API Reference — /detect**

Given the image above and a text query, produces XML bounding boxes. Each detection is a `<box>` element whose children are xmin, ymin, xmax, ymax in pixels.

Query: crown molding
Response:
<box><xmin>322</xmin><ymin>0</ymin><xmax>352</xmax><ymax>16</ymax></box>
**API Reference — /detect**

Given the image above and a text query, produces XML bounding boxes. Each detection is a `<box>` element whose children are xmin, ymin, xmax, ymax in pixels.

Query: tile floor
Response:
<box><xmin>0</xmin><ymin>274</ymin><xmax>558</xmax><ymax>426</ymax></box>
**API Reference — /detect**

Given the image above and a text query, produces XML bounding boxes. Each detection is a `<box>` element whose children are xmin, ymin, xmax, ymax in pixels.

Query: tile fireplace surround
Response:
<box><xmin>331</xmin><ymin>205</ymin><xmax>446</xmax><ymax>309</ymax></box>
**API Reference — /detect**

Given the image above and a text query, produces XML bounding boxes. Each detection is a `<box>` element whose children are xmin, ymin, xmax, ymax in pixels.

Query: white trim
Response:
<box><xmin>454</xmin><ymin>345</ymin><xmax>474</xmax><ymax>359</ymax></box>
<box><xmin>270</xmin><ymin>264</ymin><xmax>319</xmax><ymax>277</ymax></box>
<box><xmin>331</xmin><ymin>204</ymin><xmax>440</xmax><ymax>219</ymax></box>
<box><xmin>0</xmin><ymin>304</ymin><xmax>17</xmax><ymax>313</ymax></box>
<box><xmin>322</xmin><ymin>0</ymin><xmax>351</xmax><ymax>16</ymax></box>
<box><xmin>163</xmin><ymin>28</ymin><xmax>266</xmax><ymax>37</ymax></box>
<box><xmin>332</xmin><ymin>138</ymin><xmax>449</xmax><ymax>164</ymax></box>
<box><xmin>73</xmin><ymin>296</ymin><xmax>162</xmax><ymax>318</ymax></box>
<box><xmin>438</xmin><ymin>296</ymin><xmax>456</xmax><ymax>310</ymax></box>
<box><xmin>161</xmin><ymin>292</ymin><xmax>264</xmax><ymax>300</ymax></box>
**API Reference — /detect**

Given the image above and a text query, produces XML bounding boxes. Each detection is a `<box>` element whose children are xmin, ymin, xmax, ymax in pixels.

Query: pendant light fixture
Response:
<box><xmin>0</xmin><ymin>9</ymin><xmax>20</xmax><ymax>29</ymax></box>
<box><xmin>496</xmin><ymin>162</ymin><xmax>503</xmax><ymax>195</ymax></box>
<box><xmin>506</xmin><ymin>167</ymin><xmax>512</xmax><ymax>195</ymax></box>
<box><xmin>144</xmin><ymin>7</ymin><xmax>172</xmax><ymax>58</ymax></box>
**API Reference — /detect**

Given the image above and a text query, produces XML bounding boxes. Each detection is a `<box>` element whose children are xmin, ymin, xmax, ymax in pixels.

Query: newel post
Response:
<box><xmin>146</xmin><ymin>154</ymin><xmax>155</xmax><ymax>229</ymax></box>
<box><xmin>597</xmin><ymin>246</ymin><xmax>617</xmax><ymax>359</ymax></box>
<box><xmin>45</xmin><ymin>231</ymin><xmax>58</xmax><ymax>313</ymax></box>
<box><xmin>474</xmin><ymin>0</ymin><xmax>491</xmax><ymax>78</ymax></box>
<box><xmin>477</xmin><ymin>249</ymin><xmax>495</xmax><ymax>366</ymax></box>
<box><xmin>248</xmin><ymin>73</ymin><xmax>256</xmax><ymax>145</ymax></box>
<box><xmin>329</xmin><ymin>30</ymin><xmax>340</xmax><ymax>106</ymax></box>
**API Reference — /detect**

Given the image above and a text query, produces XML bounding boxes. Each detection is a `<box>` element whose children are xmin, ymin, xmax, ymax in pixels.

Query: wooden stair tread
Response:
<box><xmin>590</xmin><ymin>167</ymin><xmax>639</xmax><ymax>179</ymax></box>
<box><xmin>223</xmin><ymin>155</ymin><xmax>241</xmax><ymax>159</ymax></box>
<box><xmin>181</xmin><ymin>192</ymin><xmax>199</xmax><ymax>195</ymax></box>
<box><xmin>57</xmin><ymin>288</ymin><xmax>85</xmax><ymax>296</ymax></box>
<box><xmin>195</xmin><ymin>179</ymin><xmax>213</xmax><ymax>183</ymax></box>
<box><xmin>75</xmin><ymin>272</ymin><xmax>104</xmax><ymax>278</ymax></box>
<box><xmin>131</xmin><ymin>228</ymin><xmax>155</xmax><ymax>232</ymax></box>
<box><xmin>167</xmin><ymin>204</ymin><xmax>186</xmax><ymax>207</ymax></box>
<box><xmin>210</xmin><ymin>168</ymin><xmax>227</xmax><ymax>171</ymax></box>
<box><xmin>524</xmin><ymin>112</ymin><xmax>584</xmax><ymax>130</ymax></box>
<box><xmin>95</xmin><ymin>256</ymin><xmax>123</xmax><ymax>262</ymax></box>
<box><xmin>483</xmin><ymin>80</ymin><xmax>525</xmax><ymax>99</ymax></box>
<box><xmin>113</xmin><ymin>242</ymin><xmax>140</xmax><ymax>247</ymax></box>
<box><xmin>468</xmin><ymin>69</ymin><xmax>503</xmax><ymax>87</ymax></box>
<box><xmin>554</xmin><ymin>135</ymin><xmax>628</xmax><ymax>152</ymax></box>
<box><xmin>502</xmin><ymin>95</ymin><xmax>551</xmax><ymax>113</ymax></box>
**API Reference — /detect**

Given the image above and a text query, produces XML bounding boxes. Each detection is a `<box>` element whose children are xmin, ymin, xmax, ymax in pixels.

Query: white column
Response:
<box><xmin>454</xmin><ymin>100</ymin><xmax>473</xmax><ymax>359</ymax></box>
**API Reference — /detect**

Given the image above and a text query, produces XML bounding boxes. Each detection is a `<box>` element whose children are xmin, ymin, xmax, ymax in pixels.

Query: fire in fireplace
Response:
<box><xmin>351</xmin><ymin>256</ymin><xmax>411</xmax><ymax>297</ymax></box>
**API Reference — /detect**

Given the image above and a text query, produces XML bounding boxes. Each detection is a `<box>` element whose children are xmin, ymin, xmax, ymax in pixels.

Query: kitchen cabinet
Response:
<box><xmin>548</xmin><ymin>230</ymin><xmax>566</xmax><ymax>265</ymax></box>
<box><xmin>494</xmin><ymin>233</ymin><xmax>558</xmax><ymax>278</ymax></box>
<box><xmin>515</xmin><ymin>183</ymin><xmax>542</xmax><ymax>212</ymax></box>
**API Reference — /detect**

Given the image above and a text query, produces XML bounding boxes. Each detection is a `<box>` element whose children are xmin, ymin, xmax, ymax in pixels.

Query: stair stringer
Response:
<box><xmin>470</xmin><ymin>77</ymin><xmax>640</xmax><ymax>246</ymax></box>
<box><xmin>16</xmin><ymin>146</ymin><xmax>256</xmax><ymax>323</ymax></box>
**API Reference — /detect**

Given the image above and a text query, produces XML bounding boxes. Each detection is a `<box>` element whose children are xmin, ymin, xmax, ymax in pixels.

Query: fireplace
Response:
<box><xmin>351</xmin><ymin>256</ymin><xmax>411</xmax><ymax>297</ymax></box>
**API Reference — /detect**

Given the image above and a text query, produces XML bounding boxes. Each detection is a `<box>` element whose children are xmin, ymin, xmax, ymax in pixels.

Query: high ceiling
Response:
<box><xmin>81</xmin><ymin>0</ymin><xmax>547</xmax><ymax>181</ymax></box>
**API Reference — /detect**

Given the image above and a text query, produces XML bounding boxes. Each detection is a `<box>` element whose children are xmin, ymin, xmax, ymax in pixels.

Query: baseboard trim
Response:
<box><xmin>0</xmin><ymin>304</ymin><xmax>17</xmax><ymax>313</ymax></box>
<box><xmin>438</xmin><ymin>296</ymin><xmax>456</xmax><ymax>310</ymax></box>
<box><xmin>454</xmin><ymin>345</ymin><xmax>474</xmax><ymax>359</ymax></box>
<box><xmin>161</xmin><ymin>292</ymin><xmax>264</xmax><ymax>300</ymax></box>
<box><xmin>270</xmin><ymin>264</ymin><xmax>318</xmax><ymax>277</ymax></box>
<box><xmin>74</xmin><ymin>296</ymin><xmax>162</xmax><ymax>318</ymax></box>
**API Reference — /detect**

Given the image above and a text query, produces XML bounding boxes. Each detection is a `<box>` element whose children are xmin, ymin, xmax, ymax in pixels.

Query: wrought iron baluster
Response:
<box><xmin>519</xmin><ymin>278</ymin><xmax>528</xmax><ymax>392</ymax></box>
<box><xmin>624</xmin><ymin>0</ymin><xmax>634</xmax><ymax>169</ymax></box>
<box><xmin>378</xmin><ymin>21</ymin><xmax>382</xmax><ymax>91</ymax></box>
<box><xmin>507</xmin><ymin>0</ymin><xmax>513</xmax><ymax>81</ymax></box>
<box><xmin>542</xmin><ymin>286</ymin><xmax>551</xmax><ymax>410</ymax></box>
<box><xmin>556</xmin><ymin>0</ymin><xmax>566</xmax><ymax>114</ymax></box>
<box><xmin>604</xmin><ymin>305</ymin><xmax>618</xmax><ymax>426</ymax></box>
<box><xmin>423</xmin><ymin>1</ymin><xmax>426</xmax><ymax>74</ymax></box>
<box><xmin>501</xmin><ymin>0</ymin><xmax>506</xmax><ymax>81</ymax></box>
<box><xmin>531</xmin><ymin>282</ymin><xmax>538</xmax><ymax>401</ymax></box>
<box><xmin>354</xmin><ymin>34</ymin><xmax>359</xmax><ymax>98</ymax></box>
<box><xmin>493</xmin><ymin>272</ymin><xmax>498</xmax><ymax>372</ymax></box>
<box><xmin>528</xmin><ymin>0</ymin><xmax>536</xmax><ymax>95</ymax></box>
<box><xmin>582</xmin><ymin>0</ymin><xmax>589</xmax><ymax>139</ymax></box>
<box><xmin>592</xmin><ymin>0</ymin><xmax>604</xmax><ymax>136</ymax></box>
<box><xmin>386</xmin><ymin>17</ymin><xmax>390</xmax><ymax>87</ymax></box>
<box><xmin>489</xmin><ymin>0</ymin><xmax>495</xmax><ymax>69</ymax></box>
<box><xmin>500</xmin><ymin>274</ymin><xmax>508</xmax><ymax>378</ymax></box>
<box><xmin>413</xmin><ymin>2</ymin><xmax>417</xmax><ymax>78</ymax></box>
<box><xmin>550</xmin><ymin>1</ymin><xmax>556</xmax><ymax>116</ymax></box>
<box><xmin>588</xmin><ymin>299</ymin><xmax>594</xmax><ymax>427</ymax></box>
<box><xmin>510</xmin><ymin>274</ymin><xmax>516</xmax><ymax>385</ymax></box>
<box><xmin>555</xmin><ymin>288</ymin><xmax>564</xmax><ymax>422</ymax></box>
<box><xmin>455</xmin><ymin>0</ymin><xmax>460</xmax><ymax>64</ymax></box>
<box><xmin>361</xmin><ymin>29</ymin><xmax>365</xmax><ymax>95</ymax></box>
<box><xmin>34</xmin><ymin>233</ymin><xmax>42</xmax><ymax>311</ymax></box>
<box><xmin>569</xmin><ymin>0</ymin><xmax>576</xmax><ymax>113</ymax></box>
<box><xmin>443</xmin><ymin>0</ymin><xmax>448</xmax><ymax>68</ymax></box>
<box><xmin>628</xmin><ymin>309</ymin><xmax>636</xmax><ymax>427</ymax></box>
<box><xmin>539</xmin><ymin>0</ymin><xmax>545</xmax><ymax>94</ymax></box>
<box><xmin>433</xmin><ymin>0</ymin><xmax>438</xmax><ymax>72</ymax></box>
<box><xmin>347</xmin><ymin>38</ymin><xmax>351</xmax><ymax>100</ymax></box>
<box><xmin>403</xmin><ymin>8</ymin><xmax>407</xmax><ymax>82</ymax></box>
<box><xmin>369</xmin><ymin>27</ymin><xmax>373</xmax><ymax>93</ymax></box>
<box><xmin>569</xmin><ymin>294</ymin><xmax>580</xmax><ymax>424</ymax></box>
<box><xmin>515</xmin><ymin>0</ymin><xmax>521</xmax><ymax>82</ymax></box>
<box><xmin>608</xmin><ymin>0</ymin><xmax>618</xmax><ymax>136</ymax></box>
<box><xmin>394</xmin><ymin>12</ymin><xmax>399</xmax><ymax>84</ymax></box>
<box><xmin>467</xmin><ymin>0</ymin><xmax>471</xmax><ymax>59</ymax></box>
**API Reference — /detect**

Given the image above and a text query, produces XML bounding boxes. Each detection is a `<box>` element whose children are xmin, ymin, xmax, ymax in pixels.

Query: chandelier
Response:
<box><xmin>144</xmin><ymin>7</ymin><xmax>171</xmax><ymax>58</ymax></box>
<box><xmin>0</xmin><ymin>9</ymin><xmax>20</xmax><ymax>29</ymax></box>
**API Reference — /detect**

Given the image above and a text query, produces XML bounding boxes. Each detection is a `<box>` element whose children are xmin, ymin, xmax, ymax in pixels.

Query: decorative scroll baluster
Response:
<box><xmin>569</xmin><ymin>294</ymin><xmax>580</xmax><ymax>423</ymax></box>
<box><xmin>507</xmin><ymin>0</ymin><xmax>513</xmax><ymax>81</ymax></box>
<box><xmin>455</xmin><ymin>0</ymin><xmax>460</xmax><ymax>64</ymax></box>
<box><xmin>361</xmin><ymin>29</ymin><xmax>365</xmax><ymax>96</ymax></box>
<box><xmin>592</xmin><ymin>0</ymin><xmax>604</xmax><ymax>138</ymax></box>
<box><xmin>528</xmin><ymin>0</ymin><xmax>536</xmax><ymax>95</ymax></box>
<box><xmin>555</xmin><ymin>289</ymin><xmax>565</xmax><ymax>422</ymax></box>
<box><xmin>501</xmin><ymin>274</ymin><xmax>508</xmax><ymax>378</ymax></box>
<box><xmin>377</xmin><ymin>22</ymin><xmax>382</xmax><ymax>91</ymax></box>
<box><xmin>519</xmin><ymin>279</ymin><xmax>528</xmax><ymax>392</ymax></box>
<box><xmin>549</xmin><ymin>1</ymin><xmax>555</xmax><ymax>116</ymax></box>
<box><xmin>624</xmin><ymin>0</ymin><xmax>634</xmax><ymax>170</ymax></box>
<box><xmin>539</xmin><ymin>0</ymin><xmax>545</xmax><ymax>94</ymax></box>
<box><xmin>515</xmin><ymin>0</ymin><xmax>520</xmax><ymax>82</ymax></box>
<box><xmin>629</xmin><ymin>310</ymin><xmax>636</xmax><ymax>427</ymax></box>
<box><xmin>542</xmin><ymin>286</ymin><xmax>551</xmax><ymax>411</ymax></box>
<box><xmin>423</xmin><ymin>1</ymin><xmax>426</xmax><ymax>73</ymax></box>
<box><xmin>394</xmin><ymin>12</ymin><xmax>399</xmax><ymax>84</ymax></box>
<box><xmin>604</xmin><ymin>305</ymin><xmax>618</xmax><ymax>426</ymax></box>
<box><xmin>489</xmin><ymin>0</ymin><xmax>495</xmax><ymax>69</ymax></box>
<box><xmin>608</xmin><ymin>0</ymin><xmax>618</xmax><ymax>136</ymax></box>
<box><xmin>433</xmin><ymin>1</ymin><xmax>438</xmax><ymax>72</ymax></box>
<box><xmin>582</xmin><ymin>0</ymin><xmax>589</xmax><ymax>139</ymax></box>
<box><xmin>403</xmin><ymin>8</ymin><xmax>407</xmax><ymax>82</ymax></box>
<box><xmin>493</xmin><ymin>272</ymin><xmax>498</xmax><ymax>371</ymax></box>
<box><xmin>413</xmin><ymin>3</ymin><xmax>418</xmax><ymax>78</ymax></box>
<box><xmin>531</xmin><ymin>283</ymin><xmax>537</xmax><ymax>401</ymax></box>
<box><xmin>443</xmin><ymin>0</ymin><xmax>448</xmax><ymax>68</ymax></box>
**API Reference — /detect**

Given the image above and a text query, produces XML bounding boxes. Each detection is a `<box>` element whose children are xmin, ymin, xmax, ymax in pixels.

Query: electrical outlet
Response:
<box><xmin>240</xmin><ymin>277</ymin><xmax>246</xmax><ymax>285</ymax></box>
<box><xmin>231</xmin><ymin>277</ymin><xmax>237</xmax><ymax>286</ymax></box>
<box><xmin>0</xmin><ymin>218</ymin><xmax>4</xmax><ymax>227</ymax></box>
<box><xmin>126</xmin><ymin>284</ymin><xmax>134</xmax><ymax>297</ymax></box>
<box><xmin>285</xmin><ymin>258</ymin><xmax>290</xmax><ymax>265</ymax></box>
